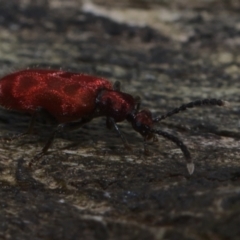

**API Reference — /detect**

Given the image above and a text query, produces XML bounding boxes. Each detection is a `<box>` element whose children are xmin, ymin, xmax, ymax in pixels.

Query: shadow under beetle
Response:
<box><xmin>0</xmin><ymin>69</ymin><xmax>228</xmax><ymax>174</ymax></box>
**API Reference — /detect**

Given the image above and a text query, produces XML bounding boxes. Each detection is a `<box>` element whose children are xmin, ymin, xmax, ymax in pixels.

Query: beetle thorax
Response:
<box><xmin>96</xmin><ymin>90</ymin><xmax>135</xmax><ymax>122</ymax></box>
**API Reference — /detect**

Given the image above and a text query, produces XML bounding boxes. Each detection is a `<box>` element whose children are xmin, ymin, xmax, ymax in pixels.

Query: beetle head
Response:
<box><xmin>129</xmin><ymin>109</ymin><xmax>155</xmax><ymax>140</ymax></box>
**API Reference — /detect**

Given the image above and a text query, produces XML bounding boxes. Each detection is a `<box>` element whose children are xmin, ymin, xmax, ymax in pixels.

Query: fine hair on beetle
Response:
<box><xmin>0</xmin><ymin>69</ymin><xmax>229</xmax><ymax>174</ymax></box>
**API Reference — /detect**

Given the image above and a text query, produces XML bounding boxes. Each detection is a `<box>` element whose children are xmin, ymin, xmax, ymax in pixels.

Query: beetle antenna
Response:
<box><xmin>153</xmin><ymin>99</ymin><xmax>229</xmax><ymax>122</ymax></box>
<box><xmin>134</xmin><ymin>95</ymin><xmax>141</xmax><ymax>112</ymax></box>
<box><xmin>149</xmin><ymin>129</ymin><xmax>194</xmax><ymax>175</ymax></box>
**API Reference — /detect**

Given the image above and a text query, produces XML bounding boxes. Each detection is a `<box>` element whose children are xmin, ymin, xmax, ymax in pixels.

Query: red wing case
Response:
<box><xmin>0</xmin><ymin>69</ymin><xmax>113</xmax><ymax>122</ymax></box>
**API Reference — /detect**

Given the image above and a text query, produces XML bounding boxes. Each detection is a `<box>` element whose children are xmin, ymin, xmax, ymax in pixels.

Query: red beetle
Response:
<box><xmin>0</xmin><ymin>69</ymin><xmax>227</xmax><ymax>174</ymax></box>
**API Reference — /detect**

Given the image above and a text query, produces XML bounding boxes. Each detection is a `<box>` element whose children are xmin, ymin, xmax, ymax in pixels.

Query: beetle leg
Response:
<box><xmin>42</xmin><ymin>118</ymin><xmax>93</xmax><ymax>153</ymax></box>
<box><xmin>4</xmin><ymin>109</ymin><xmax>38</xmax><ymax>141</ymax></box>
<box><xmin>143</xmin><ymin>133</ymin><xmax>157</xmax><ymax>155</ymax></box>
<box><xmin>113</xmin><ymin>81</ymin><xmax>121</xmax><ymax>91</ymax></box>
<box><xmin>16</xmin><ymin>107</ymin><xmax>57</xmax><ymax>139</ymax></box>
<box><xmin>134</xmin><ymin>96</ymin><xmax>141</xmax><ymax>113</ymax></box>
<box><xmin>21</xmin><ymin>106</ymin><xmax>58</xmax><ymax>136</ymax></box>
<box><xmin>107</xmin><ymin>117</ymin><xmax>132</xmax><ymax>150</ymax></box>
<box><xmin>143</xmin><ymin>137</ymin><xmax>150</xmax><ymax>155</ymax></box>
<box><xmin>16</xmin><ymin>112</ymin><xmax>37</xmax><ymax>138</ymax></box>
<box><xmin>38</xmin><ymin>124</ymin><xmax>64</xmax><ymax>156</ymax></box>
<box><xmin>34</xmin><ymin>107</ymin><xmax>58</xmax><ymax>125</ymax></box>
<box><xmin>30</xmin><ymin>118</ymin><xmax>92</xmax><ymax>166</ymax></box>
<box><xmin>25</xmin><ymin>111</ymin><xmax>37</xmax><ymax>134</ymax></box>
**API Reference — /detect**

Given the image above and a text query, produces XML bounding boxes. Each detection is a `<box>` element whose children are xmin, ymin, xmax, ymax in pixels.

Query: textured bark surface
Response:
<box><xmin>0</xmin><ymin>1</ymin><xmax>240</xmax><ymax>239</ymax></box>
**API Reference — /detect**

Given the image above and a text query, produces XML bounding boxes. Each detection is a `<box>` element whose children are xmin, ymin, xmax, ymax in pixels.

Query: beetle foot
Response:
<box><xmin>28</xmin><ymin>151</ymin><xmax>45</xmax><ymax>168</ymax></box>
<box><xmin>143</xmin><ymin>147</ymin><xmax>151</xmax><ymax>156</ymax></box>
<box><xmin>124</xmin><ymin>143</ymin><xmax>132</xmax><ymax>151</ymax></box>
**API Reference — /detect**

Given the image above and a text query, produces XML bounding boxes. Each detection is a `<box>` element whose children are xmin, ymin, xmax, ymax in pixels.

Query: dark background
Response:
<box><xmin>0</xmin><ymin>0</ymin><xmax>240</xmax><ymax>239</ymax></box>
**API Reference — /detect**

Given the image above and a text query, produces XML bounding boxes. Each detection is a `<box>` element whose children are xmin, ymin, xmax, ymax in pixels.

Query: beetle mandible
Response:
<box><xmin>0</xmin><ymin>69</ymin><xmax>227</xmax><ymax>174</ymax></box>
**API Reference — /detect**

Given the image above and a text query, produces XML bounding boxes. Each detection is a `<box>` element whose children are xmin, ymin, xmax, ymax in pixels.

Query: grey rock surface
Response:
<box><xmin>0</xmin><ymin>1</ymin><xmax>240</xmax><ymax>239</ymax></box>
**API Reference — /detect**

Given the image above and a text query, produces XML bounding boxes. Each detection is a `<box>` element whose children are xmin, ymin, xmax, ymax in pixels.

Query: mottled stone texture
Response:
<box><xmin>0</xmin><ymin>1</ymin><xmax>240</xmax><ymax>239</ymax></box>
